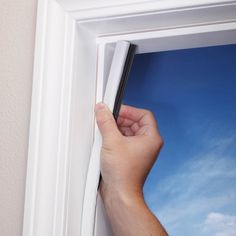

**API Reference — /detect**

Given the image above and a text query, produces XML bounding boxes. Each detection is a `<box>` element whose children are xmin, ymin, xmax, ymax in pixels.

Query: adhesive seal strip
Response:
<box><xmin>81</xmin><ymin>41</ymin><xmax>136</xmax><ymax>236</ymax></box>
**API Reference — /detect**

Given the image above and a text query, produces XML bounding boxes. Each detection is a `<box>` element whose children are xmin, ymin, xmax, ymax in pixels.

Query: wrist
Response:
<box><xmin>99</xmin><ymin>181</ymin><xmax>168</xmax><ymax>236</ymax></box>
<box><xmin>100</xmin><ymin>181</ymin><xmax>145</xmax><ymax>212</ymax></box>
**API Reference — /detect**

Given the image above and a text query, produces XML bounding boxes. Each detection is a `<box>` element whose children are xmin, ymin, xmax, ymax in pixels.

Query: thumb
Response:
<box><xmin>95</xmin><ymin>103</ymin><xmax>120</xmax><ymax>140</ymax></box>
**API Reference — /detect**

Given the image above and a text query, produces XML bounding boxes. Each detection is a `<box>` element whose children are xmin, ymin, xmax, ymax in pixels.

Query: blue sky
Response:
<box><xmin>123</xmin><ymin>44</ymin><xmax>236</xmax><ymax>236</ymax></box>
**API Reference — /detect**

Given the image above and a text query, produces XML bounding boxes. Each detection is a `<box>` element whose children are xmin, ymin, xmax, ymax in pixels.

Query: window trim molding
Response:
<box><xmin>23</xmin><ymin>0</ymin><xmax>236</xmax><ymax>235</ymax></box>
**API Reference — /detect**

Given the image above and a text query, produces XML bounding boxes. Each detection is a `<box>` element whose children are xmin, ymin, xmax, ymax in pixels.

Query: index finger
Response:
<box><xmin>119</xmin><ymin>105</ymin><xmax>157</xmax><ymax>128</ymax></box>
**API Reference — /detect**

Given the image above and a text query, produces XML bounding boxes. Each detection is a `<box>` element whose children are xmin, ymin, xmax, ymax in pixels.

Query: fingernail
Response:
<box><xmin>95</xmin><ymin>103</ymin><xmax>107</xmax><ymax>112</ymax></box>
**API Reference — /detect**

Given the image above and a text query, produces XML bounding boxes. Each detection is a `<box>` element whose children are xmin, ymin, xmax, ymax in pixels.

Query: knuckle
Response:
<box><xmin>144</xmin><ymin>110</ymin><xmax>156</xmax><ymax>122</ymax></box>
<box><xmin>100</xmin><ymin>117</ymin><xmax>113</xmax><ymax>127</ymax></box>
<box><xmin>148</xmin><ymin>110</ymin><xmax>154</xmax><ymax>116</ymax></box>
<box><xmin>153</xmin><ymin>133</ymin><xmax>164</xmax><ymax>150</ymax></box>
<box><xmin>143</xmin><ymin>109</ymin><xmax>153</xmax><ymax>116</ymax></box>
<box><xmin>96</xmin><ymin>112</ymin><xmax>112</xmax><ymax>125</ymax></box>
<box><xmin>159</xmin><ymin>137</ymin><xmax>164</xmax><ymax>148</ymax></box>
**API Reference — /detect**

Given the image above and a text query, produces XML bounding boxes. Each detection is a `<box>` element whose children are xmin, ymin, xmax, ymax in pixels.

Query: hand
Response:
<box><xmin>95</xmin><ymin>103</ymin><xmax>167</xmax><ymax>236</ymax></box>
<box><xmin>95</xmin><ymin>103</ymin><xmax>163</xmax><ymax>199</ymax></box>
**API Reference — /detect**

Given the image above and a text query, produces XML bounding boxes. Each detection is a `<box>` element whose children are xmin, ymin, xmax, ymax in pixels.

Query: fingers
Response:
<box><xmin>95</xmin><ymin>103</ymin><xmax>120</xmax><ymax>140</ymax></box>
<box><xmin>119</xmin><ymin>105</ymin><xmax>157</xmax><ymax>128</ymax></box>
<box><xmin>119</xmin><ymin>126</ymin><xmax>134</xmax><ymax>136</ymax></box>
<box><xmin>117</xmin><ymin>116</ymin><xmax>134</xmax><ymax>126</ymax></box>
<box><xmin>118</xmin><ymin>105</ymin><xmax>163</xmax><ymax>141</ymax></box>
<box><xmin>119</xmin><ymin>105</ymin><xmax>145</xmax><ymax>122</ymax></box>
<box><xmin>118</xmin><ymin>117</ymin><xmax>140</xmax><ymax>136</ymax></box>
<box><xmin>95</xmin><ymin>103</ymin><xmax>161</xmax><ymax>141</ymax></box>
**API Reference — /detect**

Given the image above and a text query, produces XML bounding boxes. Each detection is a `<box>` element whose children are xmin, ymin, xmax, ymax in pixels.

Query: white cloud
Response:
<box><xmin>204</xmin><ymin>212</ymin><xmax>236</xmax><ymax>236</ymax></box>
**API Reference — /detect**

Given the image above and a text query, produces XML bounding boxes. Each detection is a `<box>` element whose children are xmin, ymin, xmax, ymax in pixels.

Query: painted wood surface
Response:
<box><xmin>23</xmin><ymin>0</ymin><xmax>236</xmax><ymax>235</ymax></box>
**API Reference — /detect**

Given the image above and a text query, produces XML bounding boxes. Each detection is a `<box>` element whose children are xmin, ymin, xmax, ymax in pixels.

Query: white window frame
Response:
<box><xmin>23</xmin><ymin>0</ymin><xmax>236</xmax><ymax>236</ymax></box>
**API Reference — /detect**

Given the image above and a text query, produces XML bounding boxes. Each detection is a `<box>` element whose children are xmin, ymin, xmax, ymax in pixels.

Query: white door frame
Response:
<box><xmin>23</xmin><ymin>0</ymin><xmax>236</xmax><ymax>235</ymax></box>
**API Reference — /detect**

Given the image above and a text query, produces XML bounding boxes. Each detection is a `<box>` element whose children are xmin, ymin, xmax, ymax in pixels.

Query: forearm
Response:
<box><xmin>101</xmin><ymin>185</ymin><xmax>168</xmax><ymax>236</ymax></box>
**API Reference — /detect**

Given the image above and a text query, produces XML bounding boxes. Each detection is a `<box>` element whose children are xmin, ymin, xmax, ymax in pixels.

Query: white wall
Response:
<box><xmin>0</xmin><ymin>0</ymin><xmax>37</xmax><ymax>235</ymax></box>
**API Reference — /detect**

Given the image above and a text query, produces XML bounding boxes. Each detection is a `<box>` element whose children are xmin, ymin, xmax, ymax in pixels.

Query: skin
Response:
<box><xmin>95</xmin><ymin>103</ymin><xmax>168</xmax><ymax>236</ymax></box>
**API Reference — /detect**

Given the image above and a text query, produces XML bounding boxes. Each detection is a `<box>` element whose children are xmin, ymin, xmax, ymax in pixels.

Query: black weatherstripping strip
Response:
<box><xmin>113</xmin><ymin>43</ymin><xmax>137</xmax><ymax>120</ymax></box>
<box><xmin>97</xmin><ymin>43</ymin><xmax>136</xmax><ymax>190</ymax></box>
